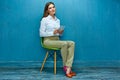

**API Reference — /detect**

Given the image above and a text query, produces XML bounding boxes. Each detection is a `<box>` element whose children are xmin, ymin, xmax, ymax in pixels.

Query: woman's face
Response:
<box><xmin>48</xmin><ymin>4</ymin><xmax>56</xmax><ymax>16</ymax></box>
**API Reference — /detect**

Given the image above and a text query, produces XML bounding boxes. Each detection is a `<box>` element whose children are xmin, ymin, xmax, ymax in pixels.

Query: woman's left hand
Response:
<box><xmin>58</xmin><ymin>30</ymin><xmax>64</xmax><ymax>34</ymax></box>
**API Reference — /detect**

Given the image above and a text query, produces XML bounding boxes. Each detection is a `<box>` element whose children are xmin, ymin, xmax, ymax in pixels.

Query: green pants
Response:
<box><xmin>43</xmin><ymin>36</ymin><xmax>75</xmax><ymax>67</ymax></box>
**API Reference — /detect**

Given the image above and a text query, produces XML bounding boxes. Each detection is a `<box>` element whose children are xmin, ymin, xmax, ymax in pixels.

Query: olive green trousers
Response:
<box><xmin>43</xmin><ymin>36</ymin><xmax>75</xmax><ymax>67</ymax></box>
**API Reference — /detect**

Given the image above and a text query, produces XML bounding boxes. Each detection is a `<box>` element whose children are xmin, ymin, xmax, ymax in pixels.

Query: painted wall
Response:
<box><xmin>0</xmin><ymin>0</ymin><xmax>120</xmax><ymax>62</ymax></box>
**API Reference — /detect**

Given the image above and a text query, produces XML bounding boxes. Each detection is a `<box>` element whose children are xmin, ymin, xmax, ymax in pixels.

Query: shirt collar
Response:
<box><xmin>47</xmin><ymin>15</ymin><xmax>57</xmax><ymax>21</ymax></box>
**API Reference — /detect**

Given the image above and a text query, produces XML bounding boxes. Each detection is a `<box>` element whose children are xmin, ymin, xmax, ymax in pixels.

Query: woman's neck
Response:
<box><xmin>50</xmin><ymin>14</ymin><xmax>55</xmax><ymax>19</ymax></box>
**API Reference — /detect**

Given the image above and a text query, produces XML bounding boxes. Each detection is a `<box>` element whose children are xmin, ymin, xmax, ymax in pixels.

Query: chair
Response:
<box><xmin>40</xmin><ymin>37</ymin><xmax>60</xmax><ymax>74</ymax></box>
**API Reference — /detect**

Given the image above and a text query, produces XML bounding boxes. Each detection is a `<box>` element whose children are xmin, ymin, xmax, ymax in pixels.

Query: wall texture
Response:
<box><xmin>0</xmin><ymin>0</ymin><xmax>120</xmax><ymax>65</ymax></box>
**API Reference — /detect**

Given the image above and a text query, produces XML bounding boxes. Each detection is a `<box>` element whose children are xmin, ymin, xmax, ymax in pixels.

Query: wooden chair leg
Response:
<box><xmin>40</xmin><ymin>51</ymin><xmax>49</xmax><ymax>73</ymax></box>
<box><xmin>54</xmin><ymin>51</ymin><xmax>56</xmax><ymax>74</ymax></box>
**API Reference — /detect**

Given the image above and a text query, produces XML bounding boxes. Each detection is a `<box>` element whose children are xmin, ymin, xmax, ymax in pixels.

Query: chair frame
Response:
<box><xmin>40</xmin><ymin>37</ymin><xmax>60</xmax><ymax>74</ymax></box>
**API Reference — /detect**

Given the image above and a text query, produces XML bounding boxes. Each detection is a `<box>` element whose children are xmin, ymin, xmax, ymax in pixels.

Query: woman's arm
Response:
<box><xmin>39</xmin><ymin>18</ymin><xmax>54</xmax><ymax>37</ymax></box>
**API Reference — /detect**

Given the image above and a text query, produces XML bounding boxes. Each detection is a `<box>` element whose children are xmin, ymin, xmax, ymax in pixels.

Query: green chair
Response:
<box><xmin>40</xmin><ymin>37</ymin><xmax>60</xmax><ymax>74</ymax></box>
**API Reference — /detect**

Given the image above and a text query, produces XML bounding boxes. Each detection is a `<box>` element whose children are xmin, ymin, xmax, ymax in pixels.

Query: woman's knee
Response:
<box><xmin>70</xmin><ymin>41</ymin><xmax>75</xmax><ymax>46</ymax></box>
<box><xmin>62</xmin><ymin>41</ymin><xmax>68</xmax><ymax>46</ymax></box>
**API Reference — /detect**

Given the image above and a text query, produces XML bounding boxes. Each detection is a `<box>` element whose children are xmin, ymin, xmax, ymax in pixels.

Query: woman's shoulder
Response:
<box><xmin>41</xmin><ymin>17</ymin><xmax>48</xmax><ymax>22</ymax></box>
<box><xmin>41</xmin><ymin>17</ymin><xmax>47</xmax><ymax>20</ymax></box>
<box><xmin>56</xmin><ymin>17</ymin><xmax>60</xmax><ymax>23</ymax></box>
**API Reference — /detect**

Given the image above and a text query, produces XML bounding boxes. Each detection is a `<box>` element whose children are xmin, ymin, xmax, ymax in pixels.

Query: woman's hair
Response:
<box><xmin>42</xmin><ymin>2</ymin><xmax>55</xmax><ymax>18</ymax></box>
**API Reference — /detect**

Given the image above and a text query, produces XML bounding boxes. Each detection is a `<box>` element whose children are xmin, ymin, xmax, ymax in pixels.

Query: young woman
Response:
<box><xmin>39</xmin><ymin>2</ymin><xmax>76</xmax><ymax>78</ymax></box>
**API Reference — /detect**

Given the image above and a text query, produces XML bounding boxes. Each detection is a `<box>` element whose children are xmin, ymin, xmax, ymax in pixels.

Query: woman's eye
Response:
<box><xmin>49</xmin><ymin>6</ymin><xmax>55</xmax><ymax>9</ymax></box>
<box><xmin>49</xmin><ymin>7</ymin><xmax>52</xmax><ymax>9</ymax></box>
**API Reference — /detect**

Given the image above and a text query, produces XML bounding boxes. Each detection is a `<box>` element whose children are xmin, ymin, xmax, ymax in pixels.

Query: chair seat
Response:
<box><xmin>44</xmin><ymin>46</ymin><xmax>60</xmax><ymax>50</ymax></box>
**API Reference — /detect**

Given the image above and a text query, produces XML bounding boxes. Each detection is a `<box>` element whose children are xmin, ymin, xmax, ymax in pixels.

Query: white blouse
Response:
<box><xmin>39</xmin><ymin>15</ymin><xmax>60</xmax><ymax>37</ymax></box>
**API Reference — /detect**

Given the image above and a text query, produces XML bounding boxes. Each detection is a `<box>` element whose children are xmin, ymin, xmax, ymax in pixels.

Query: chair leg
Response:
<box><xmin>40</xmin><ymin>51</ymin><xmax>49</xmax><ymax>73</ymax></box>
<box><xmin>54</xmin><ymin>51</ymin><xmax>56</xmax><ymax>74</ymax></box>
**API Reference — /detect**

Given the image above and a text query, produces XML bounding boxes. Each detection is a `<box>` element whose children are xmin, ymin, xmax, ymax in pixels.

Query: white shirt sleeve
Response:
<box><xmin>39</xmin><ymin>18</ymin><xmax>54</xmax><ymax>37</ymax></box>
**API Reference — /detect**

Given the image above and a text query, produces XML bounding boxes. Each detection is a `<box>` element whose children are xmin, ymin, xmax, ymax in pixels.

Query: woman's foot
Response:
<box><xmin>63</xmin><ymin>66</ymin><xmax>76</xmax><ymax>77</ymax></box>
<box><xmin>66</xmin><ymin>73</ymin><xmax>72</xmax><ymax>78</ymax></box>
<box><xmin>70</xmin><ymin>71</ymin><xmax>76</xmax><ymax>76</ymax></box>
<box><xmin>65</xmin><ymin>67</ymin><xmax>72</xmax><ymax>78</ymax></box>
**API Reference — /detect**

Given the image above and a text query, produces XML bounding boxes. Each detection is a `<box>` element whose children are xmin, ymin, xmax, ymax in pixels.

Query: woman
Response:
<box><xmin>39</xmin><ymin>2</ymin><xmax>76</xmax><ymax>78</ymax></box>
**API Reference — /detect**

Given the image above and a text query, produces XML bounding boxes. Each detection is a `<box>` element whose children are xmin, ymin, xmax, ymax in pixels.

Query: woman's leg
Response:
<box><xmin>44</xmin><ymin>39</ymin><xmax>68</xmax><ymax>67</ymax></box>
<box><xmin>44</xmin><ymin>39</ymin><xmax>75</xmax><ymax>67</ymax></box>
<box><xmin>44</xmin><ymin>39</ymin><xmax>76</xmax><ymax>77</ymax></box>
<box><xmin>64</xmin><ymin>41</ymin><xmax>76</xmax><ymax>77</ymax></box>
<box><xmin>65</xmin><ymin>41</ymin><xmax>75</xmax><ymax>67</ymax></box>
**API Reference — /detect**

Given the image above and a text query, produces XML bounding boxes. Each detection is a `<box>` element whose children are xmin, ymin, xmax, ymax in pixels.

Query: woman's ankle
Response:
<box><xmin>66</xmin><ymin>67</ymin><xmax>71</xmax><ymax>74</ymax></box>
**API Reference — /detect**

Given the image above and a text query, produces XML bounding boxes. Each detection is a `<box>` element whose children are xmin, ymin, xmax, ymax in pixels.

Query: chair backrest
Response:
<box><xmin>41</xmin><ymin>37</ymin><xmax>60</xmax><ymax>50</ymax></box>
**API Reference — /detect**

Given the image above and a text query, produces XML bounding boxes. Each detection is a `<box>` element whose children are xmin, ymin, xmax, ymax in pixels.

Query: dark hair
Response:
<box><xmin>42</xmin><ymin>2</ymin><xmax>55</xmax><ymax>17</ymax></box>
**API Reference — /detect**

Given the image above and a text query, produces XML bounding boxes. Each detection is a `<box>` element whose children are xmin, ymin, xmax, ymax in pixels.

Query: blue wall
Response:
<box><xmin>0</xmin><ymin>0</ymin><xmax>120</xmax><ymax>62</ymax></box>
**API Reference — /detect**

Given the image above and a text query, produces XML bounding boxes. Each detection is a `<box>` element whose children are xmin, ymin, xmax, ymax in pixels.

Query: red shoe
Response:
<box><xmin>63</xmin><ymin>66</ymin><xmax>72</xmax><ymax>78</ymax></box>
<box><xmin>66</xmin><ymin>73</ymin><xmax>72</xmax><ymax>78</ymax></box>
<box><xmin>70</xmin><ymin>71</ymin><xmax>76</xmax><ymax>76</ymax></box>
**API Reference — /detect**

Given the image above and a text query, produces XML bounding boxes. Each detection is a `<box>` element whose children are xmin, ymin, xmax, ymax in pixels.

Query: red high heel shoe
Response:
<box><xmin>66</xmin><ymin>73</ymin><xmax>72</xmax><ymax>78</ymax></box>
<box><xmin>63</xmin><ymin>66</ymin><xmax>72</xmax><ymax>78</ymax></box>
<box><xmin>70</xmin><ymin>71</ymin><xmax>76</xmax><ymax>76</ymax></box>
<box><xmin>63</xmin><ymin>66</ymin><xmax>76</xmax><ymax>76</ymax></box>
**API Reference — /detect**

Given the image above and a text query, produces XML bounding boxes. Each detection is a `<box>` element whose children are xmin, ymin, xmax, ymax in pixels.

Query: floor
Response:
<box><xmin>0</xmin><ymin>67</ymin><xmax>120</xmax><ymax>80</ymax></box>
